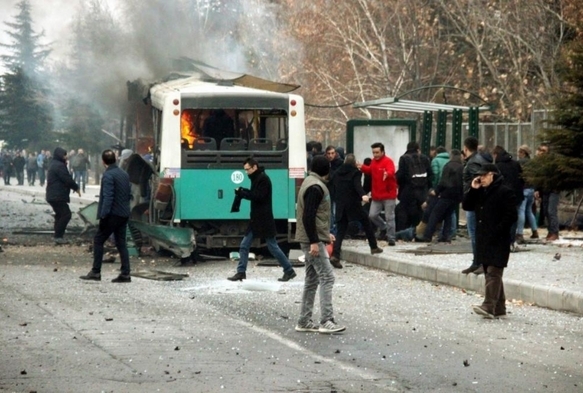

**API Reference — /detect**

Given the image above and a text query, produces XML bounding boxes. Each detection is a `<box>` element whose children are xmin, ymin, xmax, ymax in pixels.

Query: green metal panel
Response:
<box><xmin>452</xmin><ymin>109</ymin><xmax>463</xmax><ymax>150</ymax></box>
<box><xmin>421</xmin><ymin>111</ymin><xmax>433</xmax><ymax>156</ymax></box>
<box><xmin>468</xmin><ymin>107</ymin><xmax>480</xmax><ymax>139</ymax></box>
<box><xmin>175</xmin><ymin>169</ymin><xmax>290</xmax><ymax>220</ymax></box>
<box><xmin>436</xmin><ymin>110</ymin><xmax>447</xmax><ymax>148</ymax></box>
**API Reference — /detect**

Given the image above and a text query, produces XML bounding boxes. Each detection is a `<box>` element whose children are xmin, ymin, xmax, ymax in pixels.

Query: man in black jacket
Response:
<box><xmin>396</xmin><ymin>141</ymin><xmax>432</xmax><ymax>231</ymax></box>
<box><xmin>329</xmin><ymin>154</ymin><xmax>382</xmax><ymax>268</ymax></box>
<box><xmin>80</xmin><ymin>149</ymin><xmax>132</xmax><ymax>283</ymax></box>
<box><xmin>45</xmin><ymin>147</ymin><xmax>81</xmax><ymax>244</ymax></box>
<box><xmin>492</xmin><ymin>145</ymin><xmax>524</xmax><ymax>248</ymax></box>
<box><xmin>227</xmin><ymin>157</ymin><xmax>296</xmax><ymax>282</ymax></box>
<box><xmin>463</xmin><ymin>163</ymin><xmax>517</xmax><ymax>319</ymax></box>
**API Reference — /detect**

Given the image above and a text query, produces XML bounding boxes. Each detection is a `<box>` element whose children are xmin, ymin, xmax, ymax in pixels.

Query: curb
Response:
<box><xmin>342</xmin><ymin>247</ymin><xmax>583</xmax><ymax>316</ymax></box>
<box><xmin>4</xmin><ymin>185</ymin><xmax>98</xmax><ymax>205</ymax></box>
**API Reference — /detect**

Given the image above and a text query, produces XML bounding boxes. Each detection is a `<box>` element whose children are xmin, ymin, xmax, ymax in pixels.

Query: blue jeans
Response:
<box><xmin>74</xmin><ymin>170</ymin><xmax>87</xmax><ymax>192</ymax></box>
<box><xmin>298</xmin><ymin>242</ymin><xmax>335</xmax><ymax>325</ymax></box>
<box><xmin>543</xmin><ymin>192</ymin><xmax>560</xmax><ymax>235</ymax></box>
<box><xmin>465</xmin><ymin>210</ymin><xmax>477</xmax><ymax>264</ymax></box>
<box><xmin>517</xmin><ymin>188</ymin><xmax>537</xmax><ymax>235</ymax></box>
<box><xmin>236</xmin><ymin>230</ymin><xmax>293</xmax><ymax>274</ymax></box>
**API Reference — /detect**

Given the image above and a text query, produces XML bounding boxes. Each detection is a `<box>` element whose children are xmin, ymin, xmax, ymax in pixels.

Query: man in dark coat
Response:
<box><xmin>329</xmin><ymin>154</ymin><xmax>382</xmax><ymax>268</ymax></box>
<box><xmin>45</xmin><ymin>147</ymin><xmax>81</xmax><ymax>244</ymax></box>
<box><xmin>462</xmin><ymin>163</ymin><xmax>517</xmax><ymax>319</ymax></box>
<box><xmin>80</xmin><ymin>149</ymin><xmax>132</xmax><ymax>283</ymax></box>
<box><xmin>396</xmin><ymin>141</ymin><xmax>433</xmax><ymax>231</ymax></box>
<box><xmin>228</xmin><ymin>157</ymin><xmax>296</xmax><ymax>282</ymax></box>
<box><xmin>492</xmin><ymin>145</ymin><xmax>524</xmax><ymax>247</ymax></box>
<box><xmin>12</xmin><ymin>151</ymin><xmax>26</xmax><ymax>185</ymax></box>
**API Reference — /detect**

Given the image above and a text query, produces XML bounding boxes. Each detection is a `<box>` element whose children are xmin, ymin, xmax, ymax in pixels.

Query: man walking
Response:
<box><xmin>295</xmin><ymin>155</ymin><xmax>345</xmax><ymax>334</ymax></box>
<box><xmin>72</xmin><ymin>148</ymin><xmax>90</xmax><ymax>193</ymax></box>
<box><xmin>329</xmin><ymin>153</ymin><xmax>382</xmax><ymax>268</ymax></box>
<box><xmin>80</xmin><ymin>149</ymin><xmax>132</xmax><ymax>283</ymax></box>
<box><xmin>358</xmin><ymin>142</ymin><xmax>398</xmax><ymax>246</ymax></box>
<box><xmin>46</xmin><ymin>147</ymin><xmax>81</xmax><ymax>244</ymax></box>
<box><xmin>26</xmin><ymin>152</ymin><xmax>38</xmax><ymax>186</ymax></box>
<box><xmin>463</xmin><ymin>163</ymin><xmax>517</xmax><ymax>319</ymax></box>
<box><xmin>227</xmin><ymin>157</ymin><xmax>296</xmax><ymax>282</ymax></box>
<box><xmin>534</xmin><ymin>143</ymin><xmax>560</xmax><ymax>241</ymax></box>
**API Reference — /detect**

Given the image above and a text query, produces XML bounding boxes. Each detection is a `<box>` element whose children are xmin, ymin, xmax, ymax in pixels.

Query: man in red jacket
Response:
<box><xmin>358</xmin><ymin>142</ymin><xmax>398</xmax><ymax>246</ymax></box>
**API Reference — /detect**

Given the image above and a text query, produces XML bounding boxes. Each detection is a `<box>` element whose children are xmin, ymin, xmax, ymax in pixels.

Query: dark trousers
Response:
<box><xmin>48</xmin><ymin>201</ymin><xmax>72</xmax><ymax>239</ymax></box>
<box><xmin>333</xmin><ymin>213</ymin><xmax>378</xmax><ymax>258</ymax></box>
<box><xmin>38</xmin><ymin>168</ymin><xmax>46</xmax><ymax>186</ymax></box>
<box><xmin>27</xmin><ymin>169</ymin><xmax>36</xmax><ymax>185</ymax></box>
<box><xmin>16</xmin><ymin>169</ymin><xmax>24</xmax><ymax>185</ymax></box>
<box><xmin>3</xmin><ymin>169</ymin><xmax>11</xmax><ymax>185</ymax></box>
<box><xmin>423</xmin><ymin>198</ymin><xmax>457</xmax><ymax>241</ymax></box>
<box><xmin>482</xmin><ymin>266</ymin><xmax>506</xmax><ymax>316</ymax></box>
<box><xmin>396</xmin><ymin>197</ymin><xmax>423</xmax><ymax>231</ymax></box>
<box><xmin>92</xmin><ymin>215</ymin><xmax>131</xmax><ymax>276</ymax></box>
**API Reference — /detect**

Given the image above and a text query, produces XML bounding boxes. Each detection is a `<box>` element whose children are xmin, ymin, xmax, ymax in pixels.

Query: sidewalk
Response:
<box><xmin>342</xmin><ymin>236</ymin><xmax>583</xmax><ymax>315</ymax></box>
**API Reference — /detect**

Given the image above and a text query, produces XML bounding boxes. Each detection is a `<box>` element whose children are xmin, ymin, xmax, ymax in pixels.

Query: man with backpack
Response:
<box><xmin>396</xmin><ymin>141</ymin><xmax>433</xmax><ymax>231</ymax></box>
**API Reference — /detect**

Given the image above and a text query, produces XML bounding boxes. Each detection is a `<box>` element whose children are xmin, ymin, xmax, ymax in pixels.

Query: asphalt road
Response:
<box><xmin>1</xmin><ymin>187</ymin><xmax>582</xmax><ymax>392</ymax></box>
<box><xmin>1</xmin><ymin>243</ymin><xmax>582</xmax><ymax>393</ymax></box>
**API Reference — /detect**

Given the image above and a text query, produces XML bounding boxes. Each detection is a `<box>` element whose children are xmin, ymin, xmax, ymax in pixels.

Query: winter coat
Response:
<box><xmin>359</xmin><ymin>154</ymin><xmax>397</xmax><ymax>200</ymax></box>
<box><xmin>494</xmin><ymin>152</ymin><xmax>524</xmax><ymax>205</ymax></box>
<box><xmin>12</xmin><ymin>155</ymin><xmax>25</xmax><ymax>172</ymax></box>
<box><xmin>435</xmin><ymin>159</ymin><xmax>464</xmax><ymax>202</ymax></box>
<box><xmin>329</xmin><ymin>156</ymin><xmax>344</xmax><ymax>176</ymax></box>
<box><xmin>462</xmin><ymin>175</ymin><xmax>518</xmax><ymax>268</ymax></box>
<box><xmin>430</xmin><ymin>152</ymin><xmax>450</xmax><ymax>189</ymax></box>
<box><xmin>236</xmin><ymin>167</ymin><xmax>277</xmax><ymax>238</ymax></box>
<box><xmin>46</xmin><ymin>147</ymin><xmax>79</xmax><ymax>203</ymax></box>
<box><xmin>329</xmin><ymin>162</ymin><xmax>368</xmax><ymax>223</ymax></box>
<box><xmin>396</xmin><ymin>150</ymin><xmax>433</xmax><ymax>202</ymax></box>
<box><xmin>97</xmin><ymin>163</ymin><xmax>131</xmax><ymax>219</ymax></box>
<box><xmin>27</xmin><ymin>156</ymin><xmax>38</xmax><ymax>171</ymax></box>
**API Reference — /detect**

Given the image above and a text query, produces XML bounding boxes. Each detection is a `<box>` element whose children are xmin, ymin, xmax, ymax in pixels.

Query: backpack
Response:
<box><xmin>407</xmin><ymin>154</ymin><xmax>428</xmax><ymax>188</ymax></box>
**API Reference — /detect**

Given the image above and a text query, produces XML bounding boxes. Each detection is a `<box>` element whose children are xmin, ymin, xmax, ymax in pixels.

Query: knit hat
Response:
<box><xmin>518</xmin><ymin>144</ymin><xmax>531</xmax><ymax>157</ymax></box>
<box><xmin>310</xmin><ymin>155</ymin><xmax>330</xmax><ymax>177</ymax></box>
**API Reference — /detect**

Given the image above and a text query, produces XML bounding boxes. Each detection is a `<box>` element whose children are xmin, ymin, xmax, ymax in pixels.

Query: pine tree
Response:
<box><xmin>0</xmin><ymin>0</ymin><xmax>53</xmax><ymax>150</ymax></box>
<box><xmin>523</xmin><ymin>41</ymin><xmax>583</xmax><ymax>192</ymax></box>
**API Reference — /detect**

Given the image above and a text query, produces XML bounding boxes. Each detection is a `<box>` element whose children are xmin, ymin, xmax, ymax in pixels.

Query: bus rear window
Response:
<box><xmin>180</xmin><ymin>109</ymin><xmax>288</xmax><ymax>151</ymax></box>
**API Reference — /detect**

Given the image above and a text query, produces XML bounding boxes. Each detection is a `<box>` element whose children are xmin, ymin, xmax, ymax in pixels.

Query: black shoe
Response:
<box><xmin>112</xmin><ymin>274</ymin><xmax>131</xmax><ymax>283</ymax></box>
<box><xmin>461</xmin><ymin>264</ymin><xmax>480</xmax><ymax>274</ymax></box>
<box><xmin>472</xmin><ymin>266</ymin><xmax>484</xmax><ymax>275</ymax></box>
<box><xmin>371</xmin><ymin>247</ymin><xmax>383</xmax><ymax>255</ymax></box>
<box><xmin>54</xmin><ymin>238</ymin><xmax>70</xmax><ymax>245</ymax></box>
<box><xmin>80</xmin><ymin>271</ymin><xmax>101</xmax><ymax>281</ymax></box>
<box><xmin>278</xmin><ymin>270</ymin><xmax>297</xmax><ymax>282</ymax></box>
<box><xmin>228</xmin><ymin>272</ymin><xmax>246</xmax><ymax>281</ymax></box>
<box><xmin>388</xmin><ymin>240</ymin><xmax>396</xmax><ymax>246</ymax></box>
<box><xmin>329</xmin><ymin>256</ymin><xmax>343</xmax><ymax>269</ymax></box>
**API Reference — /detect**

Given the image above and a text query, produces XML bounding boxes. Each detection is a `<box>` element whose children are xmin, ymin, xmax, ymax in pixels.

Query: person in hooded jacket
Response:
<box><xmin>463</xmin><ymin>163</ymin><xmax>517</xmax><ymax>319</ymax></box>
<box><xmin>228</xmin><ymin>157</ymin><xmax>296</xmax><ymax>282</ymax></box>
<box><xmin>46</xmin><ymin>147</ymin><xmax>81</xmax><ymax>244</ymax></box>
<box><xmin>329</xmin><ymin>154</ymin><xmax>383</xmax><ymax>268</ymax></box>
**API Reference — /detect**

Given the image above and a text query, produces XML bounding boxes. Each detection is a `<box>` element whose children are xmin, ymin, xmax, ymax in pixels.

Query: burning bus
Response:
<box><xmin>124</xmin><ymin>61</ymin><xmax>307</xmax><ymax>260</ymax></box>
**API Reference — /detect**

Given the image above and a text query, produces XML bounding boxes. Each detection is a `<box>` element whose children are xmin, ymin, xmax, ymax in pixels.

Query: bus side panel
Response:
<box><xmin>177</xmin><ymin>169</ymin><xmax>289</xmax><ymax>220</ymax></box>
